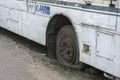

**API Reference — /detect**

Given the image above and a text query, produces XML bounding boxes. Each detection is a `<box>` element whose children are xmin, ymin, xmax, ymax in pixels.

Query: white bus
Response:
<box><xmin>0</xmin><ymin>0</ymin><xmax>120</xmax><ymax>79</ymax></box>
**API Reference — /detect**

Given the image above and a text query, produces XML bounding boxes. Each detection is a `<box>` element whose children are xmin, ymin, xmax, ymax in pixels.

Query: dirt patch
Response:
<box><xmin>0</xmin><ymin>27</ymin><xmax>109</xmax><ymax>80</ymax></box>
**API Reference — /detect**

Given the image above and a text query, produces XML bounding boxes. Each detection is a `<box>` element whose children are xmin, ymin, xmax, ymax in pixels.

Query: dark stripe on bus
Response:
<box><xmin>35</xmin><ymin>0</ymin><xmax>119</xmax><ymax>15</ymax></box>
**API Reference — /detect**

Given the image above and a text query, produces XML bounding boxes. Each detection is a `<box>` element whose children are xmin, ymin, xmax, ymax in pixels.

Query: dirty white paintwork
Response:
<box><xmin>0</xmin><ymin>0</ymin><xmax>120</xmax><ymax>78</ymax></box>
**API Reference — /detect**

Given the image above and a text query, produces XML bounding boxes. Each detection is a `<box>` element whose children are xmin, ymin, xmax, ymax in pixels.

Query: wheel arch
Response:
<box><xmin>46</xmin><ymin>13</ymin><xmax>78</xmax><ymax>59</ymax></box>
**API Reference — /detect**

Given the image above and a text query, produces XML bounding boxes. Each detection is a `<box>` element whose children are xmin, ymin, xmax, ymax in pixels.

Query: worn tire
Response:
<box><xmin>56</xmin><ymin>25</ymin><xmax>85</xmax><ymax>70</ymax></box>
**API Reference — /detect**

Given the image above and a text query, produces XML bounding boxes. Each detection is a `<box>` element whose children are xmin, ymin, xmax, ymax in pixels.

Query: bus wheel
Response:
<box><xmin>56</xmin><ymin>25</ymin><xmax>85</xmax><ymax>70</ymax></box>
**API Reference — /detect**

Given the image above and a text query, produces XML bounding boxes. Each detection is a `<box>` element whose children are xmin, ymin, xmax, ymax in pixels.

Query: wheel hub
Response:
<box><xmin>59</xmin><ymin>37</ymin><xmax>75</xmax><ymax>64</ymax></box>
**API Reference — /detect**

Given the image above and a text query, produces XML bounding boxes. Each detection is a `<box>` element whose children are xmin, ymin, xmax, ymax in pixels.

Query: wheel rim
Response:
<box><xmin>58</xmin><ymin>37</ymin><xmax>76</xmax><ymax>64</ymax></box>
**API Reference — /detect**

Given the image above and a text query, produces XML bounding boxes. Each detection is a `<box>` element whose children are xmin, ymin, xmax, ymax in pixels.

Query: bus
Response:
<box><xmin>0</xmin><ymin>0</ymin><xmax>120</xmax><ymax>79</ymax></box>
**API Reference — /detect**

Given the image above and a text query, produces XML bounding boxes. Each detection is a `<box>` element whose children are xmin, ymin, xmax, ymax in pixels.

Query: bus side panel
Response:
<box><xmin>7</xmin><ymin>10</ymin><xmax>23</xmax><ymax>35</ymax></box>
<box><xmin>114</xmin><ymin>35</ymin><xmax>120</xmax><ymax>77</ymax></box>
<box><xmin>0</xmin><ymin>6</ymin><xmax>9</xmax><ymax>29</ymax></box>
<box><xmin>75</xmin><ymin>24</ymin><xmax>120</xmax><ymax>78</ymax></box>
<box><xmin>22</xmin><ymin>12</ymin><xmax>50</xmax><ymax>45</ymax></box>
<box><xmin>78</xmin><ymin>10</ymin><xmax>119</xmax><ymax>77</ymax></box>
<box><xmin>6</xmin><ymin>0</ymin><xmax>27</xmax><ymax>35</ymax></box>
